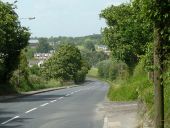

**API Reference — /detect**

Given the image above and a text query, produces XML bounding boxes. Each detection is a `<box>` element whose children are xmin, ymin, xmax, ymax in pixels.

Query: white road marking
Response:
<box><xmin>1</xmin><ymin>116</ymin><xmax>20</xmax><ymax>125</ymax></box>
<box><xmin>58</xmin><ymin>97</ymin><xmax>64</xmax><ymax>100</ymax></box>
<box><xmin>1</xmin><ymin>86</ymin><xmax>97</xmax><ymax>125</ymax></box>
<box><xmin>25</xmin><ymin>108</ymin><xmax>37</xmax><ymax>114</ymax></box>
<box><xmin>65</xmin><ymin>94</ymin><xmax>70</xmax><ymax>96</ymax></box>
<box><xmin>50</xmin><ymin>100</ymin><xmax>57</xmax><ymax>103</ymax></box>
<box><xmin>40</xmin><ymin>103</ymin><xmax>49</xmax><ymax>107</ymax></box>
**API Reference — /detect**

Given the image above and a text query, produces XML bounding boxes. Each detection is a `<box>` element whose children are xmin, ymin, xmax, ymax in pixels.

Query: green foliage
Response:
<box><xmin>87</xmin><ymin>68</ymin><xmax>98</xmax><ymax>78</ymax></box>
<box><xmin>29</xmin><ymin>65</ymin><xmax>41</xmax><ymax>76</ymax></box>
<box><xmin>74</xmin><ymin>67</ymin><xmax>88</xmax><ymax>84</ymax></box>
<box><xmin>81</xmin><ymin>50</ymin><xmax>108</xmax><ymax>67</ymax></box>
<box><xmin>42</xmin><ymin>44</ymin><xmax>82</xmax><ymax>81</ymax></box>
<box><xmin>28</xmin><ymin>75</ymin><xmax>45</xmax><ymax>87</ymax></box>
<box><xmin>47</xmin><ymin>34</ymin><xmax>102</xmax><ymax>46</ymax></box>
<box><xmin>107</xmin><ymin>57</ymin><xmax>153</xmax><ymax>103</ymax></box>
<box><xmin>9</xmin><ymin>51</ymin><xmax>30</xmax><ymax>91</ymax></box>
<box><xmin>36</xmin><ymin>38</ymin><xmax>52</xmax><ymax>53</ymax></box>
<box><xmin>84</xmin><ymin>40</ymin><xmax>95</xmax><ymax>51</ymax></box>
<box><xmin>107</xmin><ymin>82</ymin><xmax>138</xmax><ymax>101</ymax></box>
<box><xmin>0</xmin><ymin>1</ymin><xmax>30</xmax><ymax>84</ymax></box>
<box><xmin>97</xmin><ymin>60</ymin><xmax>129</xmax><ymax>81</ymax></box>
<box><xmin>102</xmin><ymin>0</ymin><xmax>170</xmax><ymax>126</ymax></box>
<box><xmin>46</xmin><ymin>79</ymin><xmax>62</xmax><ymax>88</ymax></box>
<box><xmin>97</xmin><ymin>60</ymin><xmax>110</xmax><ymax>79</ymax></box>
<box><xmin>25</xmin><ymin>47</ymin><xmax>36</xmax><ymax>60</ymax></box>
<box><xmin>100</xmin><ymin>4</ymin><xmax>153</xmax><ymax>70</ymax></box>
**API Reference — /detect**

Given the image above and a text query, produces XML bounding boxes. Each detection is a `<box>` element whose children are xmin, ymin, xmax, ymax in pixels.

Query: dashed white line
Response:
<box><xmin>1</xmin><ymin>87</ymin><xmax>95</xmax><ymax>125</ymax></box>
<box><xmin>50</xmin><ymin>100</ymin><xmax>57</xmax><ymax>103</ymax></box>
<box><xmin>58</xmin><ymin>97</ymin><xmax>64</xmax><ymax>100</ymax></box>
<box><xmin>25</xmin><ymin>108</ymin><xmax>37</xmax><ymax>114</ymax></box>
<box><xmin>65</xmin><ymin>94</ymin><xmax>70</xmax><ymax>97</ymax></box>
<box><xmin>1</xmin><ymin>115</ymin><xmax>20</xmax><ymax>125</ymax></box>
<box><xmin>1</xmin><ymin>116</ymin><xmax>20</xmax><ymax>124</ymax></box>
<box><xmin>40</xmin><ymin>103</ymin><xmax>49</xmax><ymax>107</ymax></box>
<box><xmin>70</xmin><ymin>92</ymin><xmax>74</xmax><ymax>95</ymax></box>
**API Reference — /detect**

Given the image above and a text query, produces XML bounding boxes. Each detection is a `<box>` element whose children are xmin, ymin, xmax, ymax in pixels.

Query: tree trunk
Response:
<box><xmin>154</xmin><ymin>24</ymin><xmax>164</xmax><ymax>128</ymax></box>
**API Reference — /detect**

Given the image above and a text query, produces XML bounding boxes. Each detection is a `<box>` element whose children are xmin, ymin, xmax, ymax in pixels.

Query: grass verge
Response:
<box><xmin>87</xmin><ymin>67</ymin><xmax>98</xmax><ymax>78</ymax></box>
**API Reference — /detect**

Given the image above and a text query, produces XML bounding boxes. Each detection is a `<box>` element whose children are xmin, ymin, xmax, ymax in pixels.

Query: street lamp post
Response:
<box><xmin>20</xmin><ymin>17</ymin><xmax>36</xmax><ymax>20</ymax></box>
<box><xmin>17</xmin><ymin>17</ymin><xmax>35</xmax><ymax>86</ymax></box>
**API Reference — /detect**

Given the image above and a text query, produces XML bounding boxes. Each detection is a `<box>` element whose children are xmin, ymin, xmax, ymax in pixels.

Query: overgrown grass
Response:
<box><xmin>87</xmin><ymin>67</ymin><xmax>98</xmax><ymax>78</ymax></box>
<box><xmin>6</xmin><ymin>72</ymin><xmax>63</xmax><ymax>93</ymax></box>
<box><xmin>16</xmin><ymin>78</ymin><xmax>62</xmax><ymax>92</ymax></box>
<box><xmin>107</xmin><ymin>58</ymin><xmax>170</xmax><ymax>127</ymax></box>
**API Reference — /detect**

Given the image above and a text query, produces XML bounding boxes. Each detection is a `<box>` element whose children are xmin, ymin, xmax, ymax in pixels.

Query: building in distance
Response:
<box><xmin>29</xmin><ymin>39</ymin><xmax>39</xmax><ymax>48</ymax></box>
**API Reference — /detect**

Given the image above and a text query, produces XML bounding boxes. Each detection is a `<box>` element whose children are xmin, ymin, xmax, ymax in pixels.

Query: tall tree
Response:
<box><xmin>42</xmin><ymin>44</ymin><xmax>82</xmax><ymax>81</ymax></box>
<box><xmin>100</xmin><ymin>4</ymin><xmax>153</xmax><ymax>72</ymax></box>
<box><xmin>152</xmin><ymin>1</ymin><xmax>169</xmax><ymax>128</ymax></box>
<box><xmin>132</xmin><ymin>0</ymin><xmax>170</xmax><ymax>127</ymax></box>
<box><xmin>36</xmin><ymin>38</ymin><xmax>52</xmax><ymax>53</ymax></box>
<box><xmin>0</xmin><ymin>1</ymin><xmax>30</xmax><ymax>84</ymax></box>
<box><xmin>84</xmin><ymin>39</ymin><xmax>95</xmax><ymax>51</ymax></box>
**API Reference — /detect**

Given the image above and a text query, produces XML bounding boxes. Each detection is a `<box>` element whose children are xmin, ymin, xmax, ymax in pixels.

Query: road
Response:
<box><xmin>0</xmin><ymin>79</ymin><xmax>108</xmax><ymax>128</ymax></box>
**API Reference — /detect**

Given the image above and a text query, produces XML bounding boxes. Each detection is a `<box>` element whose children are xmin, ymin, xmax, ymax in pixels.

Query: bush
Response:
<box><xmin>74</xmin><ymin>67</ymin><xmax>88</xmax><ymax>84</ymax></box>
<box><xmin>46</xmin><ymin>79</ymin><xmax>61</xmax><ymax>88</ymax></box>
<box><xmin>87</xmin><ymin>68</ymin><xmax>98</xmax><ymax>77</ymax></box>
<box><xmin>9</xmin><ymin>69</ymin><xmax>32</xmax><ymax>92</ymax></box>
<box><xmin>97</xmin><ymin>60</ymin><xmax>129</xmax><ymax>81</ymax></box>
<box><xmin>108</xmin><ymin>83</ymin><xmax>138</xmax><ymax>101</ymax></box>
<box><xmin>97</xmin><ymin>60</ymin><xmax>112</xmax><ymax>79</ymax></box>
<box><xmin>42</xmin><ymin>44</ymin><xmax>82</xmax><ymax>81</ymax></box>
<box><xmin>29</xmin><ymin>65</ymin><xmax>41</xmax><ymax>76</ymax></box>
<box><xmin>28</xmin><ymin>74</ymin><xmax>45</xmax><ymax>86</ymax></box>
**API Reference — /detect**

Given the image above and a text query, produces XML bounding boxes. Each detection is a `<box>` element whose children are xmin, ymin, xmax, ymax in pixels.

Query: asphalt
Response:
<box><xmin>0</xmin><ymin>79</ymin><xmax>108</xmax><ymax>128</ymax></box>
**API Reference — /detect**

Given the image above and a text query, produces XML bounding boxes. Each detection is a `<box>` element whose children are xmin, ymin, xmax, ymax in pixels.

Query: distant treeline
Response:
<box><xmin>31</xmin><ymin>34</ymin><xmax>103</xmax><ymax>45</ymax></box>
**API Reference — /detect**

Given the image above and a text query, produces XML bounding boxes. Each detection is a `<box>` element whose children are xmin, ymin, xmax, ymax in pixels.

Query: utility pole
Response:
<box><xmin>153</xmin><ymin>0</ymin><xmax>168</xmax><ymax>127</ymax></box>
<box><xmin>154</xmin><ymin>24</ymin><xmax>164</xmax><ymax>128</ymax></box>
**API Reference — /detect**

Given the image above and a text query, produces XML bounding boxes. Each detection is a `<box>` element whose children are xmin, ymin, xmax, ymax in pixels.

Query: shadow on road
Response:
<box><xmin>0</xmin><ymin>108</ymin><xmax>32</xmax><ymax>128</ymax></box>
<box><xmin>1</xmin><ymin>94</ymin><xmax>66</xmax><ymax>103</ymax></box>
<box><xmin>1</xmin><ymin>79</ymin><xmax>96</xmax><ymax>103</ymax></box>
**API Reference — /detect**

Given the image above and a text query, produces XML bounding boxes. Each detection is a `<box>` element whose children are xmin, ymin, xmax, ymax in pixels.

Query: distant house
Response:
<box><xmin>29</xmin><ymin>39</ymin><xmax>39</xmax><ymax>48</ymax></box>
<box><xmin>97</xmin><ymin>45</ymin><xmax>108</xmax><ymax>51</ymax></box>
<box><xmin>96</xmin><ymin>45</ymin><xmax>111</xmax><ymax>55</ymax></box>
<box><xmin>34</xmin><ymin>53</ymin><xmax>52</xmax><ymax>60</ymax></box>
<box><xmin>49</xmin><ymin>42</ymin><xmax>55</xmax><ymax>46</ymax></box>
<box><xmin>29</xmin><ymin>51</ymin><xmax>54</xmax><ymax>67</ymax></box>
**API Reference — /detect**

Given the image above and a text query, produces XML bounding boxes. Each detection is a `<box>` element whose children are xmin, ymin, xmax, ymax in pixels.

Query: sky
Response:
<box><xmin>2</xmin><ymin>0</ymin><xmax>129</xmax><ymax>37</ymax></box>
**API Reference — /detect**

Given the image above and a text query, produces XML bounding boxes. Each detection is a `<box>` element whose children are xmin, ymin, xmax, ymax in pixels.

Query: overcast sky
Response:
<box><xmin>2</xmin><ymin>0</ymin><xmax>129</xmax><ymax>37</ymax></box>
